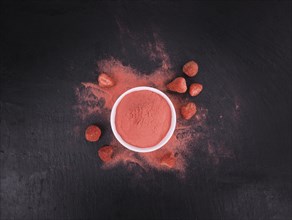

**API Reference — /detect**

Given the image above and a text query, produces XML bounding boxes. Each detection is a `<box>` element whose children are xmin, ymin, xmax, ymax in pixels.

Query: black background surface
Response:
<box><xmin>0</xmin><ymin>1</ymin><xmax>291</xmax><ymax>220</ymax></box>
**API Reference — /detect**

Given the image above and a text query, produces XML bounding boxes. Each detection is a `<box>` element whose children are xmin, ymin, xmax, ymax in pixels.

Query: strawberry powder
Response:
<box><xmin>115</xmin><ymin>90</ymin><xmax>171</xmax><ymax>148</ymax></box>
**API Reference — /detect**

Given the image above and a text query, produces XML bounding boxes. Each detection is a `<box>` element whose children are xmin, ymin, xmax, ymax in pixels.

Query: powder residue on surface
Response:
<box><xmin>115</xmin><ymin>90</ymin><xmax>171</xmax><ymax>148</ymax></box>
<box><xmin>74</xmin><ymin>34</ymin><xmax>237</xmax><ymax>175</ymax></box>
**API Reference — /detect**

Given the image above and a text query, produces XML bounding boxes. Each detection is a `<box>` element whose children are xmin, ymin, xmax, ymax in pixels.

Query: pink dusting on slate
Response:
<box><xmin>74</xmin><ymin>35</ymin><xmax>236</xmax><ymax>175</ymax></box>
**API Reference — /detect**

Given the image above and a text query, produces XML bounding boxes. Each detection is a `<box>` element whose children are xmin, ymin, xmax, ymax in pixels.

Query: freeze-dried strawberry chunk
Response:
<box><xmin>160</xmin><ymin>152</ymin><xmax>176</xmax><ymax>168</ymax></box>
<box><xmin>189</xmin><ymin>83</ymin><xmax>203</xmax><ymax>96</ymax></box>
<box><xmin>183</xmin><ymin>60</ymin><xmax>198</xmax><ymax>77</ymax></box>
<box><xmin>98</xmin><ymin>146</ymin><xmax>114</xmax><ymax>163</ymax></box>
<box><xmin>181</xmin><ymin>102</ymin><xmax>197</xmax><ymax>120</ymax></box>
<box><xmin>167</xmin><ymin>77</ymin><xmax>187</xmax><ymax>93</ymax></box>
<box><xmin>85</xmin><ymin>125</ymin><xmax>101</xmax><ymax>142</ymax></box>
<box><xmin>98</xmin><ymin>73</ymin><xmax>115</xmax><ymax>88</ymax></box>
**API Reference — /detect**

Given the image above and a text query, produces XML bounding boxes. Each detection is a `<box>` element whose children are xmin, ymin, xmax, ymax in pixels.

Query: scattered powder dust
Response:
<box><xmin>74</xmin><ymin>36</ymin><xmax>236</xmax><ymax>176</ymax></box>
<box><xmin>115</xmin><ymin>90</ymin><xmax>172</xmax><ymax>148</ymax></box>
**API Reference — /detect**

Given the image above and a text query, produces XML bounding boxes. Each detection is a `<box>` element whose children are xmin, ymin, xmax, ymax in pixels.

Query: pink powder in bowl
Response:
<box><xmin>111</xmin><ymin>87</ymin><xmax>176</xmax><ymax>152</ymax></box>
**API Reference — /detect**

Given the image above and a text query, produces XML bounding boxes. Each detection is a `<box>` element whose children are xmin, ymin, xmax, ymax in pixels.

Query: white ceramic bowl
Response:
<box><xmin>110</xmin><ymin>86</ymin><xmax>176</xmax><ymax>153</ymax></box>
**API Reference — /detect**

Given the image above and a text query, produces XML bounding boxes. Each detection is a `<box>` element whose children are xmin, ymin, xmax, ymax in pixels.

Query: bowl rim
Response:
<box><xmin>110</xmin><ymin>86</ymin><xmax>176</xmax><ymax>153</ymax></box>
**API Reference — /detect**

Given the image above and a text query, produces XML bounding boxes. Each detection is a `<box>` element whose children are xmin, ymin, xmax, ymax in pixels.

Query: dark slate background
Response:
<box><xmin>1</xmin><ymin>1</ymin><xmax>291</xmax><ymax>220</ymax></box>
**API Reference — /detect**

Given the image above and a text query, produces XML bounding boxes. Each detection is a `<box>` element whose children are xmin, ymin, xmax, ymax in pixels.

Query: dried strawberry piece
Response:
<box><xmin>98</xmin><ymin>146</ymin><xmax>114</xmax><ymax>163</ymax></box>
<box><xmin>183</xmin><ymin>60</ymin><xmax>199</xmax><ymax>77</ymax></box>
<box><xmin>166</xmin><ymin>77</ymin><xmax>187</xmax><ymax>93</ymax></box>
<box><xmin>98</xmin><ymin>73</ymin><xmax>115</xmax><ymax>88</ymax></box>
<box><xmin>160</xmin><ymin>152</ymin><xmax>176</xmax><ymax>168</ymax></box>
<box><xmin>85</xmin><ymin>125</ymin><xmax>101</xmax><ymax>142</ymax></box>
<box><xmin>181</xmin><ymin>102</ymin><xmax>197</xmax><ymax>120</ymax></box>
<box><xmin>189</xmin><ymin>83</ymin><xmax>203</xmax><ymax>96</ymax></box>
